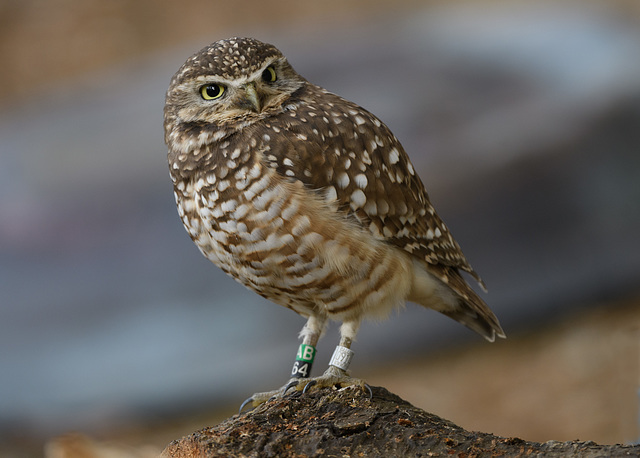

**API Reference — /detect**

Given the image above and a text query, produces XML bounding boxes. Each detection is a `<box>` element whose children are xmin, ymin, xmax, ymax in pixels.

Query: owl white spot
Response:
<box><xmin>248</xmin><ymin>163</ymin><xmax>262</xmax><ymax>179</ymax></box>
<box><xmin>227</xmin><ymin>160</ymin><xmax>237</xmax><ymax>169</ymax></box>
<box><xmin>369</xmin><ymin>140</ymin><xmax>378</xmax><ymax>151</ymax></box>
<box><xmin>407</xmin><ymin>162</ymin><xmax>415</xmax><ymax>175</ymax></box>
<box><xmin>235</xmin><ymin>177</ymin><xmax>250</xmax><ymax>190</ymax></box>
<box><xmin>244</xmin><ymin>174</ymin><xmax>270</xmax><ymax>200</ymax></box>
<box><xmin>217</xmin><ymin>165</ymin><xmax>231</xmax><ymax>179</ymax></box>
<box><xmin>361</xmin><ymin>151</ymin><xmax>372</xmax><ymax>165</ymax></box>
<box><xmin>337</xmin><ymin>172</ymin><xmax>350</xmax><ymax>189</ymax></box>
<box><xmin>364</xmin><ymin>199</ymin><xmax>377</xmax><ymax>216</ymax></box>
<box><xmin>230</xmin><ymin>148</ymin><xmax>241</xmax><ymax>160</ymax></box>
<box><xmin>382</xmin><ymin>226</ymin><xmax>393</xmax><ymax>238</ymax></box>
<box><xmin>354</xmin><ymin>115</ymin><xmax>366</xmax><ymax>125</ymax></box>
<box><xmin>344</xmin><ymin>158</ymin><xmax>351</xmax><ymax>170</ymax></box>
<box><xmin>251</xmin><ymin>231</ymin><xmax>288</xmax><ymax>252</ymax></box>
<box><xmin>350</xmin><ymin>189</ymin><xmax>366</xmax><ymax>209</ymax></box>
<box><xmin>219</xmin><ymin>220</ymin><xmax>237</xmax><ymax>232</ymax></box>
<box><xmin>188</xmin><ymin>226</ymin><xmax>200</xmax><ymax>238</ymax></box>
<box><xmin>283</xmin><ymin>158</ymin><xmax>294</xmax><ymax>167</ymax></box>
<box><xmin>426</xmin><ymin>229</ymin><xmax>435</xmax><ymax>240</ymax></box>
<box><xmin>253</xmin><ymin>186</ymin><xmax>281</xmax><ymax>211</ymax></box>
<box><xmin>213</xmin><ymin>130</ymin><xmax>227</xmax><ymax>142</ymax></box>
<box><xmin>181</xmin><ymin>199</ymin><xmax>196</xmax><ymax>212</ymax></box>
<box><xmin>388</xmin><ymin>147</ymin><xmax>400</xmax><ymax>165</ymax></box>
<box><xmin>206</xmin><ymin>174</ymin><xmax>217</xmax><ymax>185</ymax></box>
<box><xmin>234</xmin><ymin>204</ymin><xmax>250</xmax><ymax>219</ymax></box>
<box><xmin>285</xmin><ymin>170</ymin><xmax>295</xmax><ymax>177</ymax></box>
<box><xmin>263</xmin><ymin>134</ymin><xmax>271</xmax><ymax>142</ymax></box>
<box><xmin>234</xmin><ymin>166</ymin><xmax>248</xmax><ymax>180</ymax></box>
<box><xmin>368</xmin><ymin>221</ymin><xmax>382</xmax><ymax>237</ymax></box>
<box><xmin>404</xmin><ymin>242</ymin><xmax>417</xmax><ymax>253</ymax></box>
<box><xmin>354</xmin><ymin>173</ymin><xmax>368</xmax><ymax>189</ymax></box>
<box><xmin>210</xmin><ymin>207</ymin><xmax>224</xmax><ymax>218</ymax></box>
<box><xmin>373</xmin><ymin>118</ymin><xmax>382</xmax><ymax>127</ymax></box>
<box><xmin>195</xmin><ymin>177</ymin><xmax>206</xmax><ymax>191</ymax></box>
<box><xmin>245</xmin><ymin>227</ymin><xmax>264</xmax><ymax>242</ymax></box>
<box><xmin>221</xmin><ymin>199</ymin><xmax>237</xmax><ymax>212</ymax></box>
<box><xmin>434</xmin><ymin>227</ymin><xmax>442</xmax><ymax>238</ymax></box>
<box><xmin>281</xmin><ymin>199</ymin><xmax>300</xmax><ymax>221</ymax></box>
<box><xmin>325</xmin><ymin>186</ymin><xmax>337</xmax><ymax>202</ymax></box>
<box><xmin>205</xmin><ymin>189</ymin><xmax>219</xmax><ymax>204</ymax></box>
<box><xmin>210</xmin><ymin>230</ymin><xmax>228</xmax><ymax>244</ymax></box>
<box><xmin>218</xmin><ymin>180</ymin><xmax>230</xmax><ymax>191</ymax></box>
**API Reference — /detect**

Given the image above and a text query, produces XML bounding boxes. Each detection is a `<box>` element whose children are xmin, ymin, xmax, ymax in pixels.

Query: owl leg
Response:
<box><xmin>239</xmin><ymin>314</ymin><xmax>327</xmax><ymax>412</ymax></box>
<box><xmin>299</xmin><ymin>320</ymin><xmax>372</xmax><ymax>398</ymax></box>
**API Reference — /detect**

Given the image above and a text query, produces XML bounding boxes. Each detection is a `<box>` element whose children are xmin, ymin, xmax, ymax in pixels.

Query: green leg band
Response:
<box><xmin>291</xmin><ymin>344</ymin><xmax>316</xmax><ymax>378</ymax></box>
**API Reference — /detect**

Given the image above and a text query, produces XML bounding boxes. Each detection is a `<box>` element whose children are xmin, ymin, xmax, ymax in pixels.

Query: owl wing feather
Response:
<box><xmin>257</xmin><ymin>84</ymin><xmax>485</xmax><ymax>293</ymax></box>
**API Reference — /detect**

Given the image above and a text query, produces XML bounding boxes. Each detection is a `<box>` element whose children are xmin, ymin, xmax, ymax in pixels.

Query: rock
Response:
<box><xmin>162</xmin><ymin>385</ymin><xmax>638</xmax><ymax>457</ymax></box>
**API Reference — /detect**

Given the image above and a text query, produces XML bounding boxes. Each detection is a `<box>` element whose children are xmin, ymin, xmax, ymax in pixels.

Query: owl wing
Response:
<box><xmin>258</xmin><ymin>85</ymin><xmax>484</xmax><ymax>290</ymax></box>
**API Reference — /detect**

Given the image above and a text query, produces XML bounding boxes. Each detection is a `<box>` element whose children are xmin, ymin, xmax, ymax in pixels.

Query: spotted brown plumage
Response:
<box><xmin>164</xmin><ymin>37</ymin><xmax>505</xmax><ymax>405</ymax></box>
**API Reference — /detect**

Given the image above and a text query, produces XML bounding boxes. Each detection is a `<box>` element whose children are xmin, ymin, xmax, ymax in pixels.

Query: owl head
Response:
<box><xmin>164</xmin><ymin>37</ymin><xmax>305</xmax><ymax>138</ymax></box>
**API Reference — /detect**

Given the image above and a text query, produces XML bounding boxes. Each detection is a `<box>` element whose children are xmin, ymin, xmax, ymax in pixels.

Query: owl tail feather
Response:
<box><xmin>442</xmin><ymin>305</ymin><xmax>505</xmax><ymax>342</ymax></box>
<box><xmin>443</xmin><ymin>278</ymin><xmax>506</xmax><ymax>342</ymax></box>
<box><xmin>418</xmin><ymin>263</ymin><xmax>506</xmax><ymax>342</ymax></box>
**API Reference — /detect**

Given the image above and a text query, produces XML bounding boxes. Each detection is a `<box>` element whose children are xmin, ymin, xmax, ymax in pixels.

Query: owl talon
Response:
<box><xmin>302</xmin><ymin>379</ymin><xmax>317</xmax><ymax>394</ymax></box>
<box><xmin>364</xmin><ymin>383</ymin><xmax>373</xmax><ymax>400</ymax></box>
<box><xmin>283</xmin><ymin>379</ymin><xmax>300</xmax><ymax>395</ymax></box>
<box><xmin>239</xmin><ymin>396</ymin><xmax>255</xmax><ymax>414</ymax></box>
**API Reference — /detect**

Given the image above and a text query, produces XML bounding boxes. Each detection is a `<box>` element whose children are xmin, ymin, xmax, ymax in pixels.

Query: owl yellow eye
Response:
<box><xmin>200</xmin><ymin>84</ymin><xmax>225</xmax><ymax>100</ymax></box>
<box><xmin>261</xmin><ymin>66</ymin><xmax>277</xmax><ymax>83</ymax></box>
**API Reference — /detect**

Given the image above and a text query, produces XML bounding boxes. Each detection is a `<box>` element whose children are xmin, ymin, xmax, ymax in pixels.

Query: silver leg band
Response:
<box><xmin>329</xmin><ymin>345</ymin><xmax>354</xmax><ymax>371</ymax></box>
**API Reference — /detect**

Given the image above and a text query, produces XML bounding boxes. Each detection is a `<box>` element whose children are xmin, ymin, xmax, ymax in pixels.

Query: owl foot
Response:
<box><xmin>239</xmin><ymin>366</ymin><xmax>372</xmax><ymax>414</ymax></box>
<box><xmin>239</xmin><ymin>378</ymin><xmax>302</xmax><ymax>413</ymax></box>
<box><xmin>301</xmin><ymin>365</ymin><xmax>373</xmax><ymax>399</ymax></box>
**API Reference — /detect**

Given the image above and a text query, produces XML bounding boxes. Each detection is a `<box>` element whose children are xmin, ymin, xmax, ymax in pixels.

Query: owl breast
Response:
<box><xmin>172</xmin><ymin>121</ymin><xmax>414</xmax><ymax>321</ymax></box>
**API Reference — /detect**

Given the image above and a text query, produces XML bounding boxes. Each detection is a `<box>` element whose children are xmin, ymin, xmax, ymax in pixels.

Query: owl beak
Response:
<box><xmin>242</xmin><ymin>82</ymin><xmax>261</xmax><ymax>112</ymax></box>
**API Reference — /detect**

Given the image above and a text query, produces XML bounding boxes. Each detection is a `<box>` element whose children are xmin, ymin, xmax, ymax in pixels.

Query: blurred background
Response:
<box><xmin>1</xmin><ymin>0</ymin><xmax>640</xmax><ymax>456</ymax></box>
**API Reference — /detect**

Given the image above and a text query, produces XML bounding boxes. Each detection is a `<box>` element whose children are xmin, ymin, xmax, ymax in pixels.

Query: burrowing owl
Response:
<box><xmin>164</xmin><ymin>37</ymin><xmax>504</xmax><ymax>407</ymax></box>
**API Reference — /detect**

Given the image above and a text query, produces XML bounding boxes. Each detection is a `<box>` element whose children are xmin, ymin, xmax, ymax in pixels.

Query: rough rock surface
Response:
<box><xmin>162</xmin><ymin>385</ymin><xmax>638</xmax><ymax>457</ymax></box>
